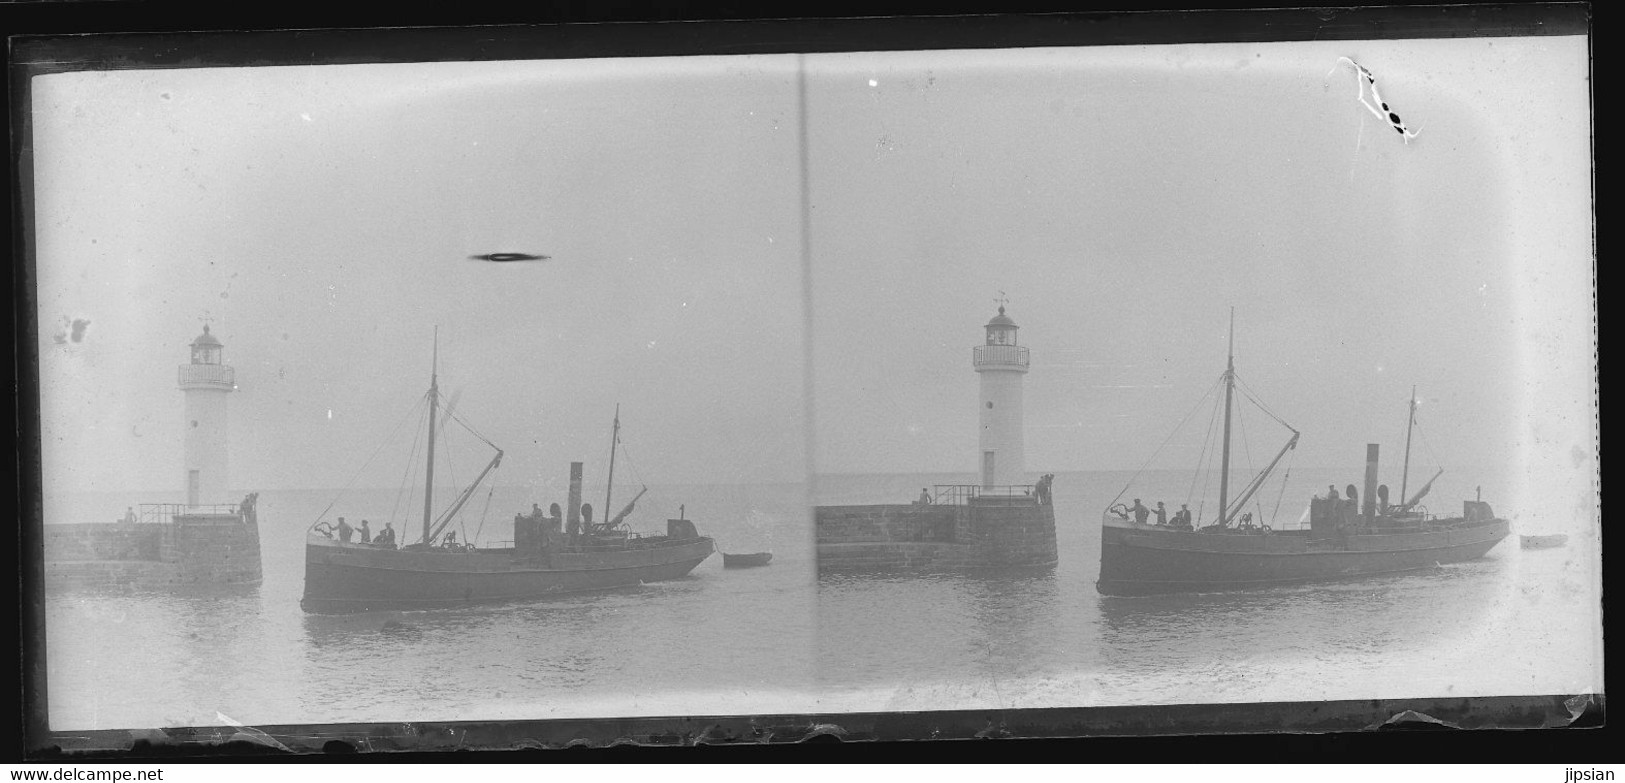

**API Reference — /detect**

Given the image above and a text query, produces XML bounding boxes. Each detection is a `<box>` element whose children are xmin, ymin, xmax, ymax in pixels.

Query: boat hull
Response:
<box><xmin>1097</xmin><ymin>518</ymin><xmax>1510</xmax><ymax>596</ymax></box>
<box><xmin>301</xmin><ymin>536</ymin><xmax>716</xmax><ymax>613</ymax></box>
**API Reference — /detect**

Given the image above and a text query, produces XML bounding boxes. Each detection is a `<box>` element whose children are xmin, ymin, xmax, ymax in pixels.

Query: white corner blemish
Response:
<box><xmin>300</xmin><ymin>113</ymin><xmax>312</xmax><ymax>122</ymax></box>
<box><xmin>868</xmin><ymin>79</ymin><xmax>879</xmax><ymax>87</ymax></box>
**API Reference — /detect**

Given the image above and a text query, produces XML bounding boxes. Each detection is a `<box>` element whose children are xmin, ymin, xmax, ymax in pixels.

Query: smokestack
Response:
<box><xmin>1363</xmin><ymin>444</ymin><xmax>1379</xmax><ymax>523</ymax></box>
<box><xmin>567</xmin><ymin>462</ymin><xmax>584</xmax><ymax>532</ymax></box>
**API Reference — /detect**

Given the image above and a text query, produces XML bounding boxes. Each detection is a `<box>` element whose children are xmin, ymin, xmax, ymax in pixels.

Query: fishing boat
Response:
<box><xmin>1520</xmin><ymin>534</ymin><xmax>1568</xmax><ymax>550</ymax></box>
<box><xmin>1096</xmin><ymin>313</ymin><xmax>1510</xmax><ymax>596</ymax></box>
<box><xmin>300</xmin><ymin>336</ymin><xmax>715</xmax><ymax>614</ymax></box>
<box><xmin>722</xmin><ymin>552</ymin><xmax>773</xmax><ymax>568</ymax></box>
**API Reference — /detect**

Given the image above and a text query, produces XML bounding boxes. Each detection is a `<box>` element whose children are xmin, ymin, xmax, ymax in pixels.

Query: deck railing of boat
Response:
<box><xmin>930</xmin><ymin>484</ymin><xmax>1037</xmax><ymax>506</ymax></box>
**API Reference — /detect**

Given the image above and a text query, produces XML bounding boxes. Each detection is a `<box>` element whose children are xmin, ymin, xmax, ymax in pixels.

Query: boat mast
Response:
<box><xmin>603</xmin><ymin>404</ymin><xmax>620</xmax><ymax>531</ymax></box>
<box><xmin>422</xmin><ymin>327</ymin><xmax>439</xmax><ymax>544</ymax></box>
<box><xmin>1399</xmin><ymin>385</ymin><xmax>1416</xmax><ymax>510</ymax></box>
<box><xmin>1216</xmin><ymin>309</ymin><xmax>1235</xmax><ymax>527</ymax></box>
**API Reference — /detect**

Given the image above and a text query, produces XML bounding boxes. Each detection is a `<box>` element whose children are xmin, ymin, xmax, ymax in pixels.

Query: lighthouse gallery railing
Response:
<box><xmin>972</xmin><ymin>344</ymin><xmax>1030</xmax><ymax>367</ymax></box>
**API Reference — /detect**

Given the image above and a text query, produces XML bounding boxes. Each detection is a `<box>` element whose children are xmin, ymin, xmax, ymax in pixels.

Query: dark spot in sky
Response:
<box><xmin>470</xmin><ymin>253</ymin><xmax>551</xmax><ymax>263</ymax></box>
<box><xmin>1393</xmin><ymin>126</ymin><xmax>1405</xmax><ymax>134</ymax></box>
<box><xmin>161</xmin><ymin>92</ymin><xmax>171</xmax><ymax>100</ymax></box>
<box><xmin>70</xmin><ymin>319</ymin><xmax>90</xmax><ymax>342</ymax></box>
<box><xmin>1381</xmin><ymin>103</ymin><xmax>1389</xmax><ymax>111</ymax></box>
<box><xmin>1389</xmin><ymin>113</ymin><xmax>1402</xmax><ymax>124</ymax></box>
<box><xmin>52</xmin><ymin>332</ymin><xmax>66</xmax><ymax>345</ymax></box>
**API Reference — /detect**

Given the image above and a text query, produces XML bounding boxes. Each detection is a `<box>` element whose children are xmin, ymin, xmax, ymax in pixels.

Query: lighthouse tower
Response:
<box><xmin>178</xmin><ymin>324</ymin><xmax>235</xmax><ymax>507</ymax></box>
<box><xmin>972</xmin><ymin>304</ymin><xmax>1029</xmax><ymax>489</ymax></box>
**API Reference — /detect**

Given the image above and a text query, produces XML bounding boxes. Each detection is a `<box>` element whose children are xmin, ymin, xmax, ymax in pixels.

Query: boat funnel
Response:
<box><xmin>1363</xmin><ymin>444</ymin><xmax>1379</xmax><ymax>523</ymax></box>
<box><xmin>567</xmin><ymin>462</ymin><xmax>584</xmax><ymax>534</ymax></box>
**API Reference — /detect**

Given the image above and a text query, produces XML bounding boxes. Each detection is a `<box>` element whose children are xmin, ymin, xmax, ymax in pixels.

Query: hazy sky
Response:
<box><xmin>805</xmin><ymin>37</ymin><xmax>1592</xmax><ymax>519</ymax></box>
<box><xmin>35</xmin><ymin>56</ymin><xmax>807</xmax><ymax>496</ymax></box>
<box><xmin>32</xmin><ymin>35</ymin><xmax>1593</xmax><ymax>526</ymax></box>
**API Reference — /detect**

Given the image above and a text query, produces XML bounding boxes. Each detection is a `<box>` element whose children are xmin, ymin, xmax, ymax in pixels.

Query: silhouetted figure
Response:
<box><xmin>1377</xmin><ymin>484</ymin><xmax>1390</xmax><ymax>514</ymax></box>
<box><xmin>919</xmin><ymin>488</ymin><xmax>932</xmax><ymax>505</ymax></box>
<box><xmin>1153</xmin><ymin>501</ymin><xmax>1168</xmax><ymax>525</ymax></box>
<box><xmin>1346</xmin><ymin>484</ymin><xmax>1359</xmax><ymax>508</ymax></box>
<box><xmin>1129</xmin><ymin>499</ymin><xmax>1151</xmax><ymax>525</ymax></box>
<box><xmin>581</xmin><ymin>503</ymin><xmax>594</xmax><ymax>529</ymax></box>
<box><xmin>532</xmin><ymin>503</ymin><xmax>543</xmax><ymax>519</ymax></box>
<box><xmin>445</xmin><ymin>531</ymin><xmax>458</xmax><ymax>547</ymax></box>
<box><xmin>358</xmin><ymin>519</ymin><xmax>371</xmax><ymax>544</ymax></box>
<box><xmin>240</xmin><ymin>492</ymin><xmax>258</xmax><ymax>525</ymax></box>
<box><xmin>1176</xmin><ymin>504</ymin><xmax>1192</xmax><ymax>527</ymax></box>
<box><xmin>121</xmin><ymin>506</ymin><xmax>137</xmax><ymax>525</ymax></box>
<box><xmin>1326</xmin><ymin>485</ymin><xmax>1340</xmax><ymax>501</ymax></box>
<box><xmin>336</xmin><ymin>517</ymin><xmax>353</xmax><ymax>543</ymax></box>
<box><xmin>379</xmin><ymin>522</ymin><xmax>396</xmax><ymax>547</ymax></box>
<box><xmin>1035</xmin><ymin>474</ymin><xmax>1054</xmax><ymax>505</ymax></box>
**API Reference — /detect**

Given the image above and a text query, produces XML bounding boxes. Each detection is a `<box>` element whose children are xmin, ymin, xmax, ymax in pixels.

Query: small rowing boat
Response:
<box><xmin>722</xmin><ymin>552</ymin><xmax>773</xmax><ymax>568</ymax></box>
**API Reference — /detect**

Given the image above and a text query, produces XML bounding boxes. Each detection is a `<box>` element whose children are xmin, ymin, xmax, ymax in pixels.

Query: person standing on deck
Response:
<box><xmin>1129</xmin><ymin>499</ymin><xmax>1151</xmax><ymax>525</ymax></box>
<box><xmin>1345</xmin><ymin>484</ymin><xmax>1359</xmax><ymax>509</ymax></box>
<box><xmin>1326</xmin><ymin>485</ymin><xmax>1340</xmax><ymax>501</ymax></box>
<box><xmin>379</xmin><ymin>522</ymin><xmax>396</xmax><ymax>547</ymax></box>
<box><xmin>1153</xmin><ymin>501</ymin><xmax>1168</xmax><ymax>525</ymax></box>
<box><xmin>358</xmin><ymin>520</ymin><xmax>371</xmax><ymax>544</ymax></box>
<box><xmin>1176</xmin><ymin>504</ymin><xmax>1192</xmax><ymax>527</ymax></box>
<box><xmin>336</xmin><ymin>517</ymin><xmax>353</xmax><ymax>543</ymax></box>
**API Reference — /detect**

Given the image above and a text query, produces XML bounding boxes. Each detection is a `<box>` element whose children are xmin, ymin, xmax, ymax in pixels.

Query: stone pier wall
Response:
<box><xmin>816</xmin><ymin>499</ymin><xmax>1058</xmax><ymax>572</ymax></box>
<box><xmin>43</xmin><ymin>514</ymin><xmax>263</xmax><ymax>589</ymax></box>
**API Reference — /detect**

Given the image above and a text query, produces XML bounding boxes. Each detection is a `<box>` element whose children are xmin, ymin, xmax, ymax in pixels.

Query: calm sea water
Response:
<box><xmin>43</xmin><ymin>483</ymin><xmax>816</xmax><ymax>730</ymax></box>
<box><xmin>42</xmin><ymin>469</ymin><xmax>1600</xmax><ymax>731</ymax></box>
<box><xmin>813</xmin><ymin>469</ymin><xmax>1602</xmax><ymax>713</ymax></box>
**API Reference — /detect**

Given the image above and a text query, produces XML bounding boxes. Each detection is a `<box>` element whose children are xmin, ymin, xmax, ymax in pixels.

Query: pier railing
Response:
<box><xmin>929</xmin><ymin>484</ymin><xmax>1036</xmax><ymax>506</ymax></box>
<box><xmin>136</xmin><ymin>503</ymin><xmax>241</xmax><ymax>525</ymax></box>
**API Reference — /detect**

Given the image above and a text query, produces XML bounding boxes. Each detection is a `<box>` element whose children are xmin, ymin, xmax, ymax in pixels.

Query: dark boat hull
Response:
<box><xmin>722</xmin><ymin>552</ymin><xmax>772</xmax><ymax>568</ymax></box>
<box><xmin>301</xmin><ymin>536</ymin><xmax>715</xmax><ymax>613</ymax></box>
<box><xmin>1097</xmin><ymin>518</ymin><xmax>1510</xmax><ymax>596</ymax></box>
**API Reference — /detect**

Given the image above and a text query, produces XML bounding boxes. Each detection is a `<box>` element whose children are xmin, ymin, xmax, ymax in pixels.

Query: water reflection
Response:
<box><xmin>1093</xmin><ymin>558</ymin><xmax>1507</xmax><ymax>672</ymax></box>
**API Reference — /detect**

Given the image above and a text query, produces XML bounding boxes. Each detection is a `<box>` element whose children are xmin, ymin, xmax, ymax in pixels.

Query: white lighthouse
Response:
<box><xmin>178</xmin><ymin>324</ymin><xmax>235</xmax><ymax>507</ymax></box>
<box><xmin>973</xmin><ymin>303</ymin><xmax>1029</xmax><ymax>489</ymax></box>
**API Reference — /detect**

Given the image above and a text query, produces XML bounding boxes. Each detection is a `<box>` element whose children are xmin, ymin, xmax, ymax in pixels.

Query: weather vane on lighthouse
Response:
<box><xmin>994</xmin><ymin>292</ymin><xmax>1008</xmax><ymax>312</ymax></box>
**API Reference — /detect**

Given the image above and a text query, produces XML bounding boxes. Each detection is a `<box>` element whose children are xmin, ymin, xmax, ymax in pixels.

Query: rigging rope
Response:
<box><xmin>472</xmin><ymin>483</ymin><xmax>496</xmax><ymax>545</ymax></box>
<box><xmin>1270</xmin><ymin>448</ymin><xmax>1295</xmax><ymax>527</ymax></box>
<box><xmin>1192</xmin><ymin>381</ymin><xmax>1226</xmax><ymax>525</ymax></box>
<box><xmin>313</xmin><ymin>393</ymin><xmax>426</xmax><ymax>531</ymax></box>
<box><xmin>391</xmin><ymin>401</ymin><xmax>428</xmax><ymax>529</ymax></box>
<box><xmin>1107</xmin><ymin>373</ymin><xmax>1226</xmax><ymax>511</ymax></box>
<box><xmin>1233</xmin><ymin>373</ymin><xmax>1295</xmax><ymax>432</ymax></box>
